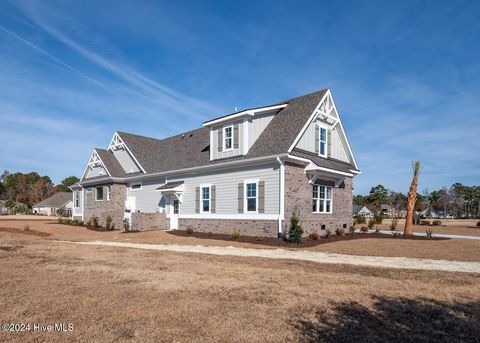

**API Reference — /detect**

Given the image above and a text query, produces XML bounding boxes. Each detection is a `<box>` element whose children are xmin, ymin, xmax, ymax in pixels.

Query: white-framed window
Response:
<box><xmin>74</xmin><ymin>191</ymin><xmax>81</xmax><ymax>207</ymax></box>
<box><xmin>201</xmin><ymin>185</ymin><xmax>210</xmax><ymax>213</ymax></box>
<box><xmin>107</xmin><ymin>186</ymin><xmax>112</xmax><ymax>201</ymax></box>
<box><xmin>130</xmin><ymin>182</ymin><xmax>142</xmax><ymax>190</ymax></box>
<box><xmin>95</xmin><ymin>186</ymin><xmax>104</xmax><ymax>201</ymax></box>
<box><xmin>312</xmin><ymin>185</ymin><xmax>332</xmax><ymax>213</ymax></box>
<box><xmin>223</xmin><ymin>125</ymin><xmax>233</xmax><ymax>150</ymax></box>
<box><xmin>245</xmin><ymin>181</ymin><xmax>258</xmax><ymax>212</ymax></box>
<box><xmin>319</xmin><ymin>126</ymin><xmax>327</xmax><ymax>157</ymax></box>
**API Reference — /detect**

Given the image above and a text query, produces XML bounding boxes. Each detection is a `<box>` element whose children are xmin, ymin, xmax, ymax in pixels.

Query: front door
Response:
<box><xmin>171</xmin><ymin>199</ymin><xmax>179</xmax><ymax>229</ymax></box>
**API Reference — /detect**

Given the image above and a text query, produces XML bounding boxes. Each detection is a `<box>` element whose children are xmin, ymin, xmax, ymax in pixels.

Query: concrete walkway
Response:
<box><xmin>57</xmin><ymin>240</ymin><xmax>480</xmax><ymax>274</ymax></box>
<box><xmin>356</xmin><ymin>229</ymin><xmax>480</xmax><ymax>240</ymax></box>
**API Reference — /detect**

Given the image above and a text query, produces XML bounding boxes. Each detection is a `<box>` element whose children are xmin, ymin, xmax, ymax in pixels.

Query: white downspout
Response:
<box><xmin>277</xmin><ymin>157</ymin><xmax>285</xmax><ymax>236</ymax></box>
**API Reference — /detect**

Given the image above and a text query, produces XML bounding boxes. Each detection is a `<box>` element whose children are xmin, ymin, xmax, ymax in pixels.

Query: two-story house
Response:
<box><xmin>71</xmin><ymin>89</ymin><xmax>360</xmax><ymax>237</ymax></box>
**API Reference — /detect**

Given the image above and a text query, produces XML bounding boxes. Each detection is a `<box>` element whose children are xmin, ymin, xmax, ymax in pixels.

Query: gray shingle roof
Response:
<box><xmin>33</xmin><ymin>192</ymin><xmax>72</xmax><ymax>208</ymax></box>
<box><xmin>95</xmin><ymin>148</ymin><xmax>128</xmax><ymax>177</ymax></box>
<box><xmin>116</xmin><ymin>89</ymin><xmax>330</xmax><ymax>175</ymax></box>
<box><xmin>156</xmin><ymin>181</ymin><xmax>184</xmax><ymax>190</ymax></box>
<box><xmin>290</xmin><ymin>148</ymin><xmax>358</xmax><ymax>174</ymax></box>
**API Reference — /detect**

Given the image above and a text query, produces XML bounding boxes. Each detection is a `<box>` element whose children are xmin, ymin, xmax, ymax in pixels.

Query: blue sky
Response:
<box><xmin>0</xmin><ymin>0</ymin><xmax>479</xmax><ymax>194</ymax></box>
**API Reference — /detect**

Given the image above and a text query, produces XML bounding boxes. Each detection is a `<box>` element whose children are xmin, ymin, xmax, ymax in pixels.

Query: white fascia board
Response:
<box><xmin>287</xmin><ymin>91</ymin><xmax>330</xmax><ymax>153</ymax></box>
<box><xmin>327</xmin><ymin>92</ymin><xmax>360</xmax><ymax>171</ymax></box>
<box><xmin>306</xmin><ymin>165</ymin><xmax>354</xmax><ymax>177</ymax></box>
<box><xmin>203</xmin><ymin>104</ymin><xmax>287</xmax><ymax>127</ymax></box>
<box><xmin>93</xmin><ymin>149</ymin><xmax>112</xmax><ymax>177</ymax></box>
<box><xmin>285</xmin><ymin>154</ymin><xmax>312</xmax><ymax>165</ymax></box>
<box><xmin>112</xmin><ymin>132</ymin><xmax>147</xmax><ymax>173</ymax></box>
<box><xmin>80</xmin><ymin>149</ymin><xmax>111</xmax><ymax>180</ymax></box>
<box><xmin>80</xmin><ymin>153</ymin><xmax>288</xmax><ymax>185</ymax></box>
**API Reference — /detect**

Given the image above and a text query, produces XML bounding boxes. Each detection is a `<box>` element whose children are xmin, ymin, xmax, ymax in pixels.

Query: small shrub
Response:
<box><xmin>255</xmin><ymin>236</ymin><xmax>263</xmax><ymax>242</ymax></box>
<box><xmin>354</xmin><ymin>215</ymin><xmax>366</xmax><ymax>225</ymax></box>
<box><xmin>23</xmin><ymin>224</ymin><xmax>30</xmax><ymax>231</ymax></box>
<box><xmin>360</xmin><ymin>226</ymin><xmax>369</xmax><ymax>233</ymax></box>
<box><xmin>335</xmin><ymin>228</ymin><xmax>345</xmax><ymax>236</ymax></box>
<box><xmin>374</xmin><ymin>213</ymin><xmax>383</xmax><ymax>225</ymax></box>
<box><xmin>105</xmin><ymin>215</ymin><xmax>113</xmax><ymax>230</ymax></box>
<box><xmin>413</xmin><ymin>213</ymin><xmax>421</xmax><ymax>225</ymax></box>
<box><xmin>123</xmin><ymin>218</ymin><xmax>130</xmax><ymax>231</ymax></box>
<box><xmin>349</xmin><ymin>226</ymin><xmax>356</xmax><ymax>234</ymax></box>
<box><xmin>91</xmin><ymin>216</ymin><xmax>99</xmax><ymax>228</ymax></box>
<box><xmin>308</xmin><ymin>232</ymin><xmax>320</xmax><ymax>241</ymax></box>
<box><xmin>426</xmin><ymin>228</ymin><xmax>433</xmax><ymax>239</ymax></box>
<box><xmin>420</xmin><ymin>220</ymin><xmax>430</xmax><ymax>226</ymax></box>
<box><xmin>392</xmin><ymin>232</ymin><xmax>402</xmax><ymax>238</ymax></box>
<box><xmin>374</xmin><ymin>228</ymin><xmax>381</xmax><ymax>234</ymax></box>
<box><xmin>207</xmin><ymin>231</ymin><xmax>213</xmax><ymax>236</ymax></box>
<box><xmin>71</xmin><ymin>219</ymin><xmax>79</xmax><ymax>225</ymax></box>
<box><xmin>288</xmin><ymin>208</ymin><xmax>304</xmax><ymax>244</ymax></box>
<box><xmin>324</xmin><ymin>229</ymin><xmax>332</xmax><ymax>238</ymax></box>
<box><xmin>368</xmin><ymin>219</ymin><xmax>375</xmax><ymax>230</ymax></box>
<box><xmin>231</xmin><ymin>229</ymin><xmax>240</xmax><ymax>240</ymax></box>
<box><xmin>432</xmin><ymin>220</ymin><xmax>442</xmax><ymax>226</ymax></box>
<box><xmin>58</xmin><ymin>218</ymin><xmax>64</xmax><ymax>224</ymax></box>
<box><xmin>390</xmin><ymin>217</ymin><xmax>398</xmax><ymax>231</ymax></box>
<box><xmin>64</xmin><ymin>219</ymin><xmax>72</xmax><ymax>225</ymax></box>
<box><xmin>77</xmin><ymin>220</ymin><xmax>84</xmax><ymax>226</ymax></box>
<box><xmin>186</xmin><ymin>226</ymin><xmax>194</xmax><ymax>234</ymax></box>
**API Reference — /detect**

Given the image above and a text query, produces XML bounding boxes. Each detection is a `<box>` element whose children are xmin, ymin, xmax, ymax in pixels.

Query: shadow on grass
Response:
<box><xmin>294</xmin><ymin>296</ymin><xmax>480</xmax><ymax>342</ymax></box>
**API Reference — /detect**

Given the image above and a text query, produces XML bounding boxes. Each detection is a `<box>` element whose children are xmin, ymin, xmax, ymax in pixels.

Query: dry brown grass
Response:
<box><xmin>0</xmin><ymin>231</ymin><xmax>479</xmax><ymax>342</ymax></box>
<box><xmin>380</xmin><ymin>218</ymin><xmax>480</xmax><ymax>236</ymax></box>
<box><xmin>1</xmin><ymin>219</ymin><xmax>480</xmax><ymax>262</ymax></box>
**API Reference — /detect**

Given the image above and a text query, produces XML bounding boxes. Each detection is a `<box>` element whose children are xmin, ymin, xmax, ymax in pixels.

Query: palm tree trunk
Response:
<box><xmin>404</xmin><ymin>162</ymin><xmax>421</xmax><ymax>236</ymax></box>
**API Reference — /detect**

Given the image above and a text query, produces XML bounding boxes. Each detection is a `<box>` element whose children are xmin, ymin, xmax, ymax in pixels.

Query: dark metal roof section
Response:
<box><xmin>156</xmin><ymin>181</ymin><xmax>184</xmax><ymax>190</ymax></box>
<box><xmin>290</xmin><ymin>148</ymin><xmax>358</xmax><ymax>174</ymax></box>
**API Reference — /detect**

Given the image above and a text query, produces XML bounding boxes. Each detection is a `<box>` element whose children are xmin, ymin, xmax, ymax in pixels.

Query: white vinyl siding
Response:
<box><xmin>246</xmin><ymin>111</ymin><xmax>275</xmax><ymax>149</ymax></box>
<box><xmin>112</xmin><ymin>147</ymin><xmax>141</xmax><ymax>174</ymax></box>
<box><xmin>296</xmin><ymin>119</ymin><xmax>349</xmax><ymax>162</ymax></box>
<box><xmin>85</xmin><ymin>165</ymin><xmax>107</xmax><ymax>178</ymax></box>
<box><xmin>211</xmin><ymin>121</ymin><xmax>243</xmax><ymax>159</ymax></box>
<box><xmin>128</xmin><ymin>163</ymin><xmax>280</xmax><ymax>215</ymax></box>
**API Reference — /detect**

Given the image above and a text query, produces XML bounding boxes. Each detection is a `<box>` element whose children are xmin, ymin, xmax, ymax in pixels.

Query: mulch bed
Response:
<box><xmin>167</xmin><ymin>230</ymin><xmax>449</xmax><ymax>248</ymax></box>
<box><xmin>0</xmin><ymin>227</ymin><xmax>52</xmax><ymax>237</ymax></box>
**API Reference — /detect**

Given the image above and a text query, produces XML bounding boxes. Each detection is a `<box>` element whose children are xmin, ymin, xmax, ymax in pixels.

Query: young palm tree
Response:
<box><xmin>404</xmin><ymin>161</ymin><xmax>422</xmax><ymax>236</ymax></box>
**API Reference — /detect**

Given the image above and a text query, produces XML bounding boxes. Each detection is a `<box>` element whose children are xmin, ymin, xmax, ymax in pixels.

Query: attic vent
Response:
<box><xmin>189</xmin><ymin>133</ymin><xmax>193</xmax><ymax>137</ymax></box>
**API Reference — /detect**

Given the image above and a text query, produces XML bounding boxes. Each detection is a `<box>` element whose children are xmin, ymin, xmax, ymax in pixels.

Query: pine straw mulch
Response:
<box><xmin>167</xmin><ymin>230</ymin><xmax>448</xmax><ymax>248</ymax></box>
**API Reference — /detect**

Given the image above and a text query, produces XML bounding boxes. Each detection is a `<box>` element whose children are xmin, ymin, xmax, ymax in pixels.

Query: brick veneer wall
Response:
<box><xmin>131</xmin><ymin>213</ymin><xmax>169</xmax><ymax>231</ymax></box>
<box><xmin>178</xmin><ymin>218</ymin><xmax>278</xmax><ymax>237</ymax></box>
<box><xmin>284</xmin><ymin>162</ymin><xmax>353</xmax><ymax>236</ymax></box>
<box><xmin>83</xmin><ymin>183</ymin><xmax>126</xmax><ymax>229</ymax></box>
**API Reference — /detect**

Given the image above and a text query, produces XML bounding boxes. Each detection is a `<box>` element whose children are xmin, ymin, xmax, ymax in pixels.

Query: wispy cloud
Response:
<box><xmin>10</xmin><ymin>0</ymin><xmax>222</xmax><ymax>120</ymax></box>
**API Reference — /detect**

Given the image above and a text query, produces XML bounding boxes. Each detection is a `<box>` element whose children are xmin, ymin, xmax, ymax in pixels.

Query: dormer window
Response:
<box><xmin>223</xmin><ymin>125</ymin><xmax>233</xmax><ymax>150</ymax></box>
<box><xmin>319</xmin><ymin>127</ymin><xmax>327</xmax><ymax>157</ymax></box>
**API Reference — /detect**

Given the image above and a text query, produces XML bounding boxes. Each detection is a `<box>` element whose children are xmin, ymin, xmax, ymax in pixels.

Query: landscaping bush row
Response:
<box><xmin>57</xmin><ymin>218</ymin><xmax>84</xmax><ymax>226</ymax></box>
<box><xmin>419</xmin><ymin>220</ymin><xmax>442</xmax><ymax>226</ymax></box>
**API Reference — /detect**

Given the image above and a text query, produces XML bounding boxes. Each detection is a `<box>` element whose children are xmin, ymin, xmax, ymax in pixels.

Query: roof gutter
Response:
<box><xmin>79</xmin><ymin>153</ymin><xmax>289</xmax><ymax>186</ymax></box>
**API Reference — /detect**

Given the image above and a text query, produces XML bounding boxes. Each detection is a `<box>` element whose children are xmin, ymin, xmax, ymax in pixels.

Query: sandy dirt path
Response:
<box><xmin>57</xmin><ymin>240</ymin><xmax>480</xmax><ymax>273</ymax></box>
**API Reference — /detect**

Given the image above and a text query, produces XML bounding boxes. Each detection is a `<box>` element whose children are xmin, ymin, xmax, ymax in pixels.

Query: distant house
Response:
<box><xmin>353</xmin><ymin>205</ymin><xmax>373</xmax><ymax>218</ymax></box>
<box><xmin>420</xmin><ymin>209</ymin><xmax>453</xmax><ymax>219</ymax></box>
<box><xmin>32</xmin><ymin>192</ymin><xmax>73</xmax><ymax>217</ymax></box>
<box><xmin>0</xmin><ymin>200</ymin><xmax>8</xmax><ymax>215</ymax></box>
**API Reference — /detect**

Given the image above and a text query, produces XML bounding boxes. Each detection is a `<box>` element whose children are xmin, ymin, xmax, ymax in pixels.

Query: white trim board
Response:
<box><xmin>178</xmin><ymin>214</ymin><xmax>279</xmax><ymax>220</ymax></box>
<box><xmin>287</xmin><ymin>89</ymin><xmax>359</xmax><ymax>171</ymax></box>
